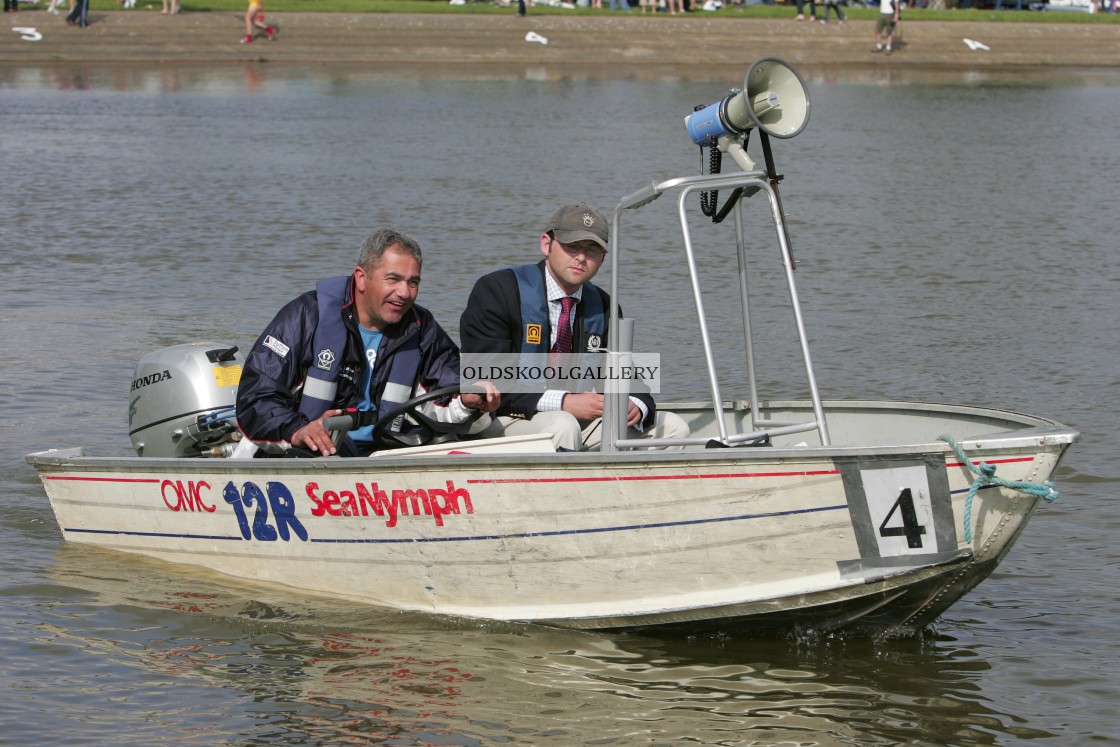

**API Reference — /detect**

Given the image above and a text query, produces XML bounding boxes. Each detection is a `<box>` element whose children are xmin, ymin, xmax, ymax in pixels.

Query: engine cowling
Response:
<box><xmin>128</xmin><ymin>342</ymin><xmax>244</xmax><ymax>457</ymax></box>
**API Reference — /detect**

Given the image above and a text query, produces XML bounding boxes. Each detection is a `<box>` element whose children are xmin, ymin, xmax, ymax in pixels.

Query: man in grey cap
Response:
<box><xmin>459</xmin><ymin>202</ymin><xmax>689</xmax><ymax>451</ymax></box>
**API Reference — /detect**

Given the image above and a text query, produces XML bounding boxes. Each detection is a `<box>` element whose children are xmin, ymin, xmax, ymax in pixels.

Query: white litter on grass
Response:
<box><xmin>525</xmin><ymin>31</ymin><xmax>548</xmax><ymax>44</ymax></box>
<box><xmin>12</xmin><ymin>27</ymin><xmax>43</xmax><ymax>42</ymax></box>
<box><xmin>963</xmin><ymin>38</ymin><xmax>991</xmax><ymax>51</ymax></box>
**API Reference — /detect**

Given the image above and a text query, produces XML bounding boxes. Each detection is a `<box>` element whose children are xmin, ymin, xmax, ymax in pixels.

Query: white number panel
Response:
<box><xmin>862</xmin><ymin>465</ymin><xmax>936</xmax><ymax>557</ymax></box>
<box><xmin>838</xmin><ymin>456</ymin><xmax>960</xmax><ymax>569</ymax></box>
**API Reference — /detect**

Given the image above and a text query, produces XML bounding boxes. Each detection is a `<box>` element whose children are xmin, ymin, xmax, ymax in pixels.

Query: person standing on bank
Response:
<box><xmin>65</xmin><ymin>0</ymin><xmax>90</xmax><ymax>28</ymax></box>
<box><xmin>794</xmin><ymin>0</ymin><xmax>817</xmax><ymax>21</ymax></box>
<box><xmin>236</xmin><ymin>229</ymin><xmax>499</xmax><ymax>457</ymax></box>
<box><xmin>820</xmin><ymin>0</ymin><xmax>845</xmax><ymax>23</ymax></box>
<box><xmin>240</xmin><ymin>0</ymin><xmax>276</xmax><ymax>43</ymax></box>
<box><xmin>874</xmin><ymin>0</ymin><xmax>899</xmax><ymax>54</ymax></box>
<box><xmin>459</xmin><ymin>203</ymin><xmax>690</xmax><ymax>451</ymax></box>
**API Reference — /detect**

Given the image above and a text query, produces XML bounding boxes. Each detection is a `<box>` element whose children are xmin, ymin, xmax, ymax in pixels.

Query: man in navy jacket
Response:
<box><xmin>459</xmin><ymin>203</ymin><xmax>688</xmax><ymax>451</ymax></box>
<box><xmin>237</xmin><ymin>229</ymin><xmax>498</xmax><ymax>456</ymax></box>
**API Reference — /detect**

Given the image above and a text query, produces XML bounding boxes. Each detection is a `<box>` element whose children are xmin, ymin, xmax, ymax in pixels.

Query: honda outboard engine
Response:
<box><xmin>128</xmin><ymin>342</ymin><xmax>244</xmax><ymax>458</ymax></box>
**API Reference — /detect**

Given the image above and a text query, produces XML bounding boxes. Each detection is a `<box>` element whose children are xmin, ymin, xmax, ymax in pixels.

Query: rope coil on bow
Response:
<box><xmin>938</xmin><ymin>435</ymin><xmax>1059</xmax><ymax>543</ymax></box>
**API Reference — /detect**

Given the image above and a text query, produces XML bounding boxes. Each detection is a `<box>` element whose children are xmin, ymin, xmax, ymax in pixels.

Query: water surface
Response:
<box><xmin>2</xmin><ymin>64</ymin><xmax>1118</xmax><ymax>745</ymax></box>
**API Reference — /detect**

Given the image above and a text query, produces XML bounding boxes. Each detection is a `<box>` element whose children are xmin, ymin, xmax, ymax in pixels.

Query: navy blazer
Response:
<box><xmin>459</xmin><ymin>260</ymin><xmax>656</xmax><ymax>424</ymax></box>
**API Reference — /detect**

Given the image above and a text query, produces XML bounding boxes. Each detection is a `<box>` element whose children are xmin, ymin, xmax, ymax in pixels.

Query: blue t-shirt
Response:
<box><xmin>348</xmin><ymin>326</ymin><xmax>383</xmax><ymax>450</ymax></box>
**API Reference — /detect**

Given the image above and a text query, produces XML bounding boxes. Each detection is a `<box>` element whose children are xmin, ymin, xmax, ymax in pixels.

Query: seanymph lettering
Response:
<box><xmin>307</xmin><ymin>480</ymin><xmax>474</xmax><ymax>527</ymax></box>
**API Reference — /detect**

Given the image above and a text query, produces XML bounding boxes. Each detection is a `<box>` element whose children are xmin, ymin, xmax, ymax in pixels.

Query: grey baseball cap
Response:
<box><xmin>545</xmin><ymin>203</ymin><xmax>609</xmax><ymax>251</ymax></box>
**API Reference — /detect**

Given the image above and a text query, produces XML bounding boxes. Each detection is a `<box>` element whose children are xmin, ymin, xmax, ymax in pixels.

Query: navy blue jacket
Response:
<box><xmin>237</xmin><ymin>277</ymin><xmax>461</xmax><ymax>451</ymax></box>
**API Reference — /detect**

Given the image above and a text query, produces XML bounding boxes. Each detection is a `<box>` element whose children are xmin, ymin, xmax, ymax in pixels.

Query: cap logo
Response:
<box><xmin>582</xmin><ymin>213</ymin><xmax>595</xmax><ymax>228</ymax></box>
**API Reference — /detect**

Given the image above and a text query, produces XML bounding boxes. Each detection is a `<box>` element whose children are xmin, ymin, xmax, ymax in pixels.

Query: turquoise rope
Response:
<box><xmin>937</xmin><ymin>435</ymin><xmax>1060</xmax><ymax>544</ymax></box>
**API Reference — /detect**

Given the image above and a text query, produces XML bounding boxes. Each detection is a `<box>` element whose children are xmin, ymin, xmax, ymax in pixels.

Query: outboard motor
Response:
<box><xmin>128</xmin><ymin>342</ymin><xmax>244</xmax><ymax>458</ymax></box>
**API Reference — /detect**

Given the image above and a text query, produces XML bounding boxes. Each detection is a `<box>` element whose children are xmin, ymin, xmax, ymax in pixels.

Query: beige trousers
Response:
<box><xmin>485</xmin><ymin>410</ymin><xmax>690</xmax><ymax>451</ymax></box>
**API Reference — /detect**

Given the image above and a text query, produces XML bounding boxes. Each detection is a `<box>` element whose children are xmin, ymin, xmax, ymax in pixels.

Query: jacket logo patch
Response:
<box><xmin>316</xmin><ymin>348</ymin><xmax>337</xmax><ymax>371</ymax></box>
<box><xmin>586</xmin><ymin>334</ymin><xmax>602</xmax><ymax>352</ymax></box>
<box><xmin>263</xmin><ymin>335</ymin><xmax>290</xmax><ymax>358</ymax></box>
<box><xmin>525</xmin><ymin>324</ymin><xmax>542</xmax><ymax>346</ymax></box>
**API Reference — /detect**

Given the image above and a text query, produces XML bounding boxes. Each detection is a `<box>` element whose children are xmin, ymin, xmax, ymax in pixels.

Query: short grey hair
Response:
<box><xmin>357</xmin><ymin>229</ymin><xmax>423</xmax><ymax>270</ymax></box>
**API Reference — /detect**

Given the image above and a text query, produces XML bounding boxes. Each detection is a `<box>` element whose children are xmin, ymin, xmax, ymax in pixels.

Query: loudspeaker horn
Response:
<box><xmin>733</xmin><ymin>57</ymin><xmax>810</xmax><ymax>138</ymax></box>
<box><xmin>685</xmin><ymin>57</ymin><xmax>811</xmax><ymax>146</ymax></box>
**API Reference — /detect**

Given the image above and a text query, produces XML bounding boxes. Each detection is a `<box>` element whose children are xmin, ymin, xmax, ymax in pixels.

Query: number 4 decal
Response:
<box><xmin>878</xmin><ymin>488</ymin><xmax>927</xmax><ymax>549</ymax></box>
<box><xmin>839</xmin><ymin>459</ymin><xmax>957</xmax><ymax>563</ymax></box>
<box><xmin>862</xmin><ymin>465</ymin><xmax>936</xmax><ymax>557</ymax></box>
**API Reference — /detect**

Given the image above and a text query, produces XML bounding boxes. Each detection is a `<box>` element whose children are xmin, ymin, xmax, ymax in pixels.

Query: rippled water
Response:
<box><xmin>2</xmin><ymin>63</ymin><xmax>1118</xmax><ymax>745</ymax></box>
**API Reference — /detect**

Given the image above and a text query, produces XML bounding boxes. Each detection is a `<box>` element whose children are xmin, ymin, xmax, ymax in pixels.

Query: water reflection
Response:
<box><xmin>25</xmin><ymin>543</ymin><xmax>1055</xmax><ymax>746</ymax></box>
<box><xmin>4</xmin><ymin>63</ymin><xmax>1120</xmax><ymax>96</ymax></box>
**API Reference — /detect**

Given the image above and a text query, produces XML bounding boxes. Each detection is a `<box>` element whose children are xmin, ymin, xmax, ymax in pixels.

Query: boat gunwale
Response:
<box><xmin>27</xmin><ymin>398</ymin><xmax>1080</xmax><ymax>472</ymax></box>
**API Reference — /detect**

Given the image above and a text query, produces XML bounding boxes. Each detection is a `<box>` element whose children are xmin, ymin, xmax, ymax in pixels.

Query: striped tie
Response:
<box><xmin>552</xmin><ymin>296</ymin><xmax>576</xmax><ymax>354</ymax></box>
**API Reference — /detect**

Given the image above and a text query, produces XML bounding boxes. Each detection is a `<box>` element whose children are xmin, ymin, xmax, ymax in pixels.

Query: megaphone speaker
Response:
<box><xmin>685</xmin><ymin>57</ymin><xmax>810</xmax><ymax>145</ymax></box>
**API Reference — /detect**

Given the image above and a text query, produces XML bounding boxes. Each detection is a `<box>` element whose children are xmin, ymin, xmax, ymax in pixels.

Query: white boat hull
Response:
<box><xmin>28</xmin><ymin>400</ymin><xmax>1077</xmax><ymax>634</ymax></box>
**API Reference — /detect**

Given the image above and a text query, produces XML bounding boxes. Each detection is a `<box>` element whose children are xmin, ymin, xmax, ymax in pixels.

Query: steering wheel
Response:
<box><xmin>320</xmin><ymin>385</ymin><xmax>486</xmax><ymax>450</ymax></box>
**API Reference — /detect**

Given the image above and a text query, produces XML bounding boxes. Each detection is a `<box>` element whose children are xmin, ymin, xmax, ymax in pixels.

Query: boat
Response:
<box><xmin>27</xmin><ymin>59</ymin><xmax>1078</xmax><ymax>636</ymax></box>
